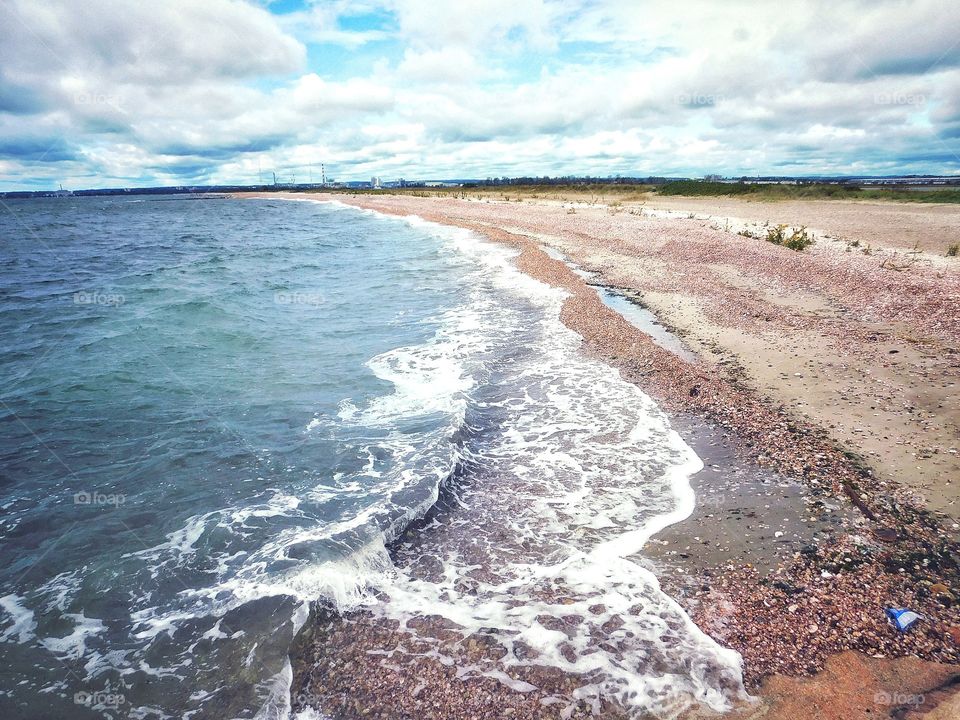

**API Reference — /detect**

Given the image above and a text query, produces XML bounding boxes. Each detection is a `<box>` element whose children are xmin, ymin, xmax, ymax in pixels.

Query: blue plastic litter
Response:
<box><xmin>885</xmin><ymin>607</ymin><xmax>922</xmax><ymax>632</ymax></box>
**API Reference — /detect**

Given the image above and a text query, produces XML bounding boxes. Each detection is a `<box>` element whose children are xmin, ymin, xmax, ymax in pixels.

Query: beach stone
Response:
<box><xmin>873</xmin><ymin>527</ymin><xmax>899</xmax><ymax>542</ymax></box>
<box><xmin>948</xmin><ymin>626</ymin><xmax>960</xmax><ymax>645</ymax></box>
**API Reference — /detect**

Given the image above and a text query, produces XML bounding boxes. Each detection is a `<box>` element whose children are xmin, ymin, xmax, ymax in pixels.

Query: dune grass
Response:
<box><xmin>655</xmin><ymin>180</ymin><xmax>960</xmax><ymax>203</ymax></box>
<box><xmin>313</xmin><ymin>180</ymin><xmax>960</xmax><ymax>204</ymax></box>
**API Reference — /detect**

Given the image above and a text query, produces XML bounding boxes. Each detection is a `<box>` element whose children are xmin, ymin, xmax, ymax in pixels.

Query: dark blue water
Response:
<box><xmin>0</xmin><ymin>197</ymin><xmax>495</xmax><ymax>718</ymax></box>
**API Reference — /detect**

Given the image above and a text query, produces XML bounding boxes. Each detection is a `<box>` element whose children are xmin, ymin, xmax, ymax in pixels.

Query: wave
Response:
<box><xmin>277</xmin><ymin>201</ymin><xmax>748</xmax><ymax>717</ymax></box>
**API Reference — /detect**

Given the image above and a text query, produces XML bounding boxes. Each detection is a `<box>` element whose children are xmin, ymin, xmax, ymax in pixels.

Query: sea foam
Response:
<box><xmin>301</xmin><ymin>204</ymin><xmax>749</xmax><ymax>717</ymax></box>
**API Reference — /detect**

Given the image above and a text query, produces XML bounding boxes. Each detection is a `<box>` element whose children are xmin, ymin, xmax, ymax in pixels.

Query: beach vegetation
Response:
<box><xmin>784</xmin><ymin>227</ymin><xmax>815</xmax><ymax>251</ymax></box>
<box><xmin>322</xmin><ymin>179</ymin><xmax>960</xmax><ymax>208</ymax></box>
<box><xmin>765</xmin><ymin>224</ymin><xmax>815</xmax><ymax>251</ymax></box>
<box><xmin>655</xmin><ymin>180</ymin><xmax>960</xmax><ymax>203</ymax></box>
<box><xmin>765</xmin><ymin>224</ymin><xmax>787</xmax><ymax>244</ymax></box>
<box><xmin>880</xmin><ymin>246</ymin><xmax>923</xmax><ymax>271</ymax></box>
<box><xmin>947</xmin><ymin>243</ymin><xmax>959</xmax><ymax>257</ymax></box>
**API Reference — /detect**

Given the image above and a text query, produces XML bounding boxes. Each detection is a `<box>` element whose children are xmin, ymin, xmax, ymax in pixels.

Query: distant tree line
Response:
<box><xmin>464</xmin><ymin>176</ymin><xmax>677</xmax><ymax>187</ymax></box>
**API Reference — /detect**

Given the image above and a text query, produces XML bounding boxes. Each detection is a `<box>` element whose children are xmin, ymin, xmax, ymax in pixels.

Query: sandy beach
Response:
<box><xmin>241</xmin><ymin>191</ymin><xmax>960</xmax><ymax>719</ymax></box>
<box><xmin>642</xmin><ymin>195</ymin><xmax>960</xmax><ymax>255</ymax></box>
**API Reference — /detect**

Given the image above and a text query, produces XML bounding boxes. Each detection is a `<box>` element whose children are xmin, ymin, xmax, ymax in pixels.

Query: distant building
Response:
<box><xmin>371</xmin><ymin>177</ymin><xmax>382</xmax><ymax>189</ymax></box>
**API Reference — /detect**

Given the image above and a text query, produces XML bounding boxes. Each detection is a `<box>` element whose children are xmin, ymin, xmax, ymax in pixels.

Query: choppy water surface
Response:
<box><xmin>0</xmin><ymin>196</ymin><xmax>744</xmax><ymax>719</ymax></box>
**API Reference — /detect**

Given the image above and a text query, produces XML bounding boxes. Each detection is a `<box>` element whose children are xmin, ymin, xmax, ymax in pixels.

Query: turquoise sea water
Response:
<box><xmin>0</xmin><ymin>197</ymin><xmax>489</xmax><ymax>717</ymax></box>
<box><xmin>0</xmin><ymin>196</ymin><xmax>745</xmax><ymax>719</ymax></box>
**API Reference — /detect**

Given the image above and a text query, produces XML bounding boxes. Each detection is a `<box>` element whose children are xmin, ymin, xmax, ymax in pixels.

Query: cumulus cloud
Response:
<box><xmin>391</xmin><ymin>0</ymin><xmax>556</xmax><ymax>51</ymax></box>
<box><xmin>396</xmin><ymin>47</ymin><xmax>492</xmax><ymax>84</ymax></box>
<box><xmin>1</xmin><ymin>0</ymin><xmax>304</xmax><ymax>86</ymax></box>
<box><xmin>0</xmin><ymin>0</ymin><xmax>958</xmax><ymax>189</ymax></box>
<box><xmin>801</xmin><ymin>0</ymin><xmax>960</xmax><ymax>80</ymax></box>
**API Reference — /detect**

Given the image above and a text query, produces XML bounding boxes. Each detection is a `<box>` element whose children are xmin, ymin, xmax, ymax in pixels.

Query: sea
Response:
<box><xmin>0</xmin><ymin>196</ymin><xmax>745</xmax><ymax>719</ymax></box>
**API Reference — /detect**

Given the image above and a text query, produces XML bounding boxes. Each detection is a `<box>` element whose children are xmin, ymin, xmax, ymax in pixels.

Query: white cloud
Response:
<box><xmin>396</xmin><ymin>47</ymin><xmax>491</xmax><ymax>84</ymax></box>
<box><xmin>801</xmin><ymin>0</ymin><xmax>960</xmax><ymax>80</ymax></box>
<box><xmin>288</xmin><ymin>74</ymin><xmax>394</xmax><ymax>113</ymax></box>
<box><xmin>1</xmin><ymin>0</ymin><xmax>304</xmax><ymax>86</ymax></box>
<box><xmin>2</xmin><ymin>0</ymin><xmax>959</xmax><ymax>189</ymax></box>
<box><xmin>391</xmin><ymin>0</ymin><xmax>556</xmax><ymax>50</ymax></box>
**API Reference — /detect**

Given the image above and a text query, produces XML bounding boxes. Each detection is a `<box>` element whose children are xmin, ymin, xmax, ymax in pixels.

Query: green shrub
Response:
<box><xmin>765</xmin><ymin>224</ymin><xmax>787</xmax><ymax>244</ymax></box>
<box><xmin>765</xmin><ymin>224</ymin><xmax>814</xmax><ymax>251</ymax></box>
<box><xmin>654</xmin><ymin>180</ymin><xmax>960</xmax><ymax>203</ymax></box>
<box><xmin>784</xmin><ymin>227</ymin><xmax>815</xmax><ymax>251</ymax></box>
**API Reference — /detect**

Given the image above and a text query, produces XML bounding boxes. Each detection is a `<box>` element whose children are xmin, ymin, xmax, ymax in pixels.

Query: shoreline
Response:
<box><xmin>238</xmin><ymin>192</ymin><xmax>960</xmax><ymax>719</ymax></box>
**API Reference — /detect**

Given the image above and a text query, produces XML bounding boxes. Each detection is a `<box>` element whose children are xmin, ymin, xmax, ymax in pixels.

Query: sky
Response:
<box><xmin>0</xmin><ymin>0</ymin><xmax>958</xmax><ymax>190</ymax></box>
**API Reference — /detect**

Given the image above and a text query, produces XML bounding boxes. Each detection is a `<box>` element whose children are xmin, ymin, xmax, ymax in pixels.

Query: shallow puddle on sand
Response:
<box><xmin>540</xmin><ymin>245</ymin><xmax>699</xmax><ymax>363</ymax></box>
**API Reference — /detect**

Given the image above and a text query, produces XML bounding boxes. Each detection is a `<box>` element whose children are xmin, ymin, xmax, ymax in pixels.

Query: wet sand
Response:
<box><xmin>238</xmin><ymin>192</ymin><xmax>960</xmax><ymax>719</ymax></box>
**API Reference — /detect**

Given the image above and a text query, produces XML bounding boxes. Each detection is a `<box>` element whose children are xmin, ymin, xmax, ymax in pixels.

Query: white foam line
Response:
<box><xmin>39</xmin><ymin>612</ymin><xmax>106</xmax><ymax>660</ymax></box>
<box><xmin>275</xmin><ymin>202</ymin><xmax>749</xmax><ymax>715</ymax></box>
<box><xmin>240</xmin><ymin>197</ymin><xmax>748</xmax><ymax>717</ymax></box>
<box><xmin>0</xmin><ymin>593</ymin><xmax>37</xmax><ymax>643</ymax></box>
<box><xmin>590</xmin><ymin>436</ymin><xmax>700</xmax><ymax>558</ymax></box>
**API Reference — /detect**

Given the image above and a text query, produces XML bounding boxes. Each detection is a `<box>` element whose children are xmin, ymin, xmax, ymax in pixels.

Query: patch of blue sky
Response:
<box><xmin>336</xmin><ymin>7</ymin><xmax>395</xmax><ymax>33</ymax></box>
<box><xmin>264</xmin><ymin>0</ymin><xmax>310</xmax><ymax>16</ymax></box>
<box><xmin>305</xmin><ymin>38</ymin><xmax>402</xmax><ymax>79</ymax></box>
